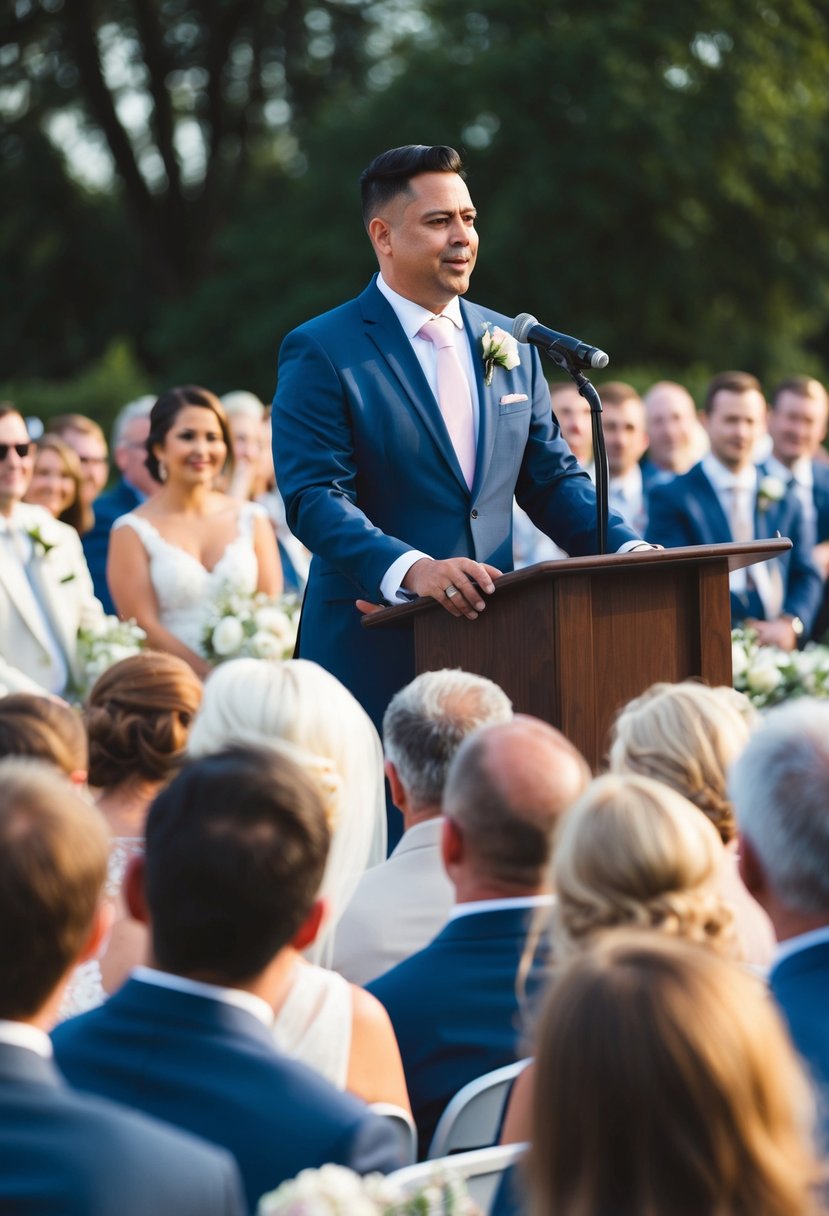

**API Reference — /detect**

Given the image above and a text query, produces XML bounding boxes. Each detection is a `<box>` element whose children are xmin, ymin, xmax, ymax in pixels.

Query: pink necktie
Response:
<box><xmin>419</xmin><ymin>316</ymin><xmax>476</xmax><ymax>488</ymax></box>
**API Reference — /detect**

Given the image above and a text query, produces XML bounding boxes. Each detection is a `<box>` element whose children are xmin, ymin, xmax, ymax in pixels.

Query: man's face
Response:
<box><xmin>0</xmin><ymin>412</ymin><xmax>34</xmax><ymax>513</ymax></box>
<box><xmin>602</xmin><ymin>398</ymin><xmax>648</xmax><ymax>478</ymax></box>
<box><xmin>551</xmin><ymin>386</ymin><xmax>592</xmax><ymax>465</ymax></box>
<box><xmin>370</xmin><ymin>171</ymin><xmax>478</xmax><ymax>313</ymax></box>
<box><xmin>63</xmin><ymin>428</ymin><xmax>109</xmax><ymax>506</ymax></box>
<box><xmin>704</xmin><ymin>389</ymin><xmax>766</xmax><ymax>472</ymax></box>
<box><xmin>768</xmin><ymin>390</ymin><xmax>828</xmax><ymax>467</ymax></box>
<box><xmin>114</xmin><ymin>416</ymin><xmax>155</xmax><ymax>497</ymax></box>
<box><xmin>645</xmin><ymin>386</ymin><xmax>698</xmax><ymax>472</ymax></box>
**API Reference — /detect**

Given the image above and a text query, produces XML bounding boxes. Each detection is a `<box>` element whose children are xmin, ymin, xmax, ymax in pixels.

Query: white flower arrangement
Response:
<box><xmin>257</xmin><ymin>1164</ymin><xmax>476</xmax><ymax>1216</ymax></box>
<box><xmin>481</xmin><ymin>323</ymin><xmax>521</xmax><ymax>387</ymax></box>
<box><xmin>732</xmin><ymin>626</ymin><xmax>829</xmax><ymax>708</ymax></box>
<box><xmin>756</xmin><ymin>474</ymin><xmax>786</xmax><ymax>513</ymax></box>
<box><xmin>75</xmin><ymin>615</ymin><xmax>146</xmax><ymax>700</ymax></box>
<box><xmin>201</xmin><ymin>587</ymin><xmax>300</xmax><ymax>665</ymax></box>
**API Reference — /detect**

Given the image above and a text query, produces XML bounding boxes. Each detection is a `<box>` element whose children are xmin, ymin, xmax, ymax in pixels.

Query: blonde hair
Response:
<box><xmin>530</xmin><ymin>931</ymin><xmax>824</xmax><ymax>1216</ymax></box>
<box><xmin>552</xmin><ymin>773</ymin><xmax>736</xmax><ymax>959</ymax></box>
<box><xmin>609</xmin><ymin>681</ymin><xmax>753</xmax><ymax>844</ymax></box>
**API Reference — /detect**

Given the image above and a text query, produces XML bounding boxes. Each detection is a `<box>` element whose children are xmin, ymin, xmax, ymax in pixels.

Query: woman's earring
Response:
<box><xmin>158</xmin><ymin>458</ymin><xmax>168</xmax><ymax>483</ymax></box>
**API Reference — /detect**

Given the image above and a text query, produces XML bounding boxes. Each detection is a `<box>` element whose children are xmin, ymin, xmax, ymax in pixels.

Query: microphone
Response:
<box><xmin>512</xmin><ymin>313</ymin><xmax>609</xmax><ymax>370</ymax></box>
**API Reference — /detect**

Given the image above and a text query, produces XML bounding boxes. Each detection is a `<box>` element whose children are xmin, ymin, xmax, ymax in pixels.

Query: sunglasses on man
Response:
<box><xmin>0</xmin><ymin>443</ymin><xmax>32</xmax><ymax>461</ymax></box>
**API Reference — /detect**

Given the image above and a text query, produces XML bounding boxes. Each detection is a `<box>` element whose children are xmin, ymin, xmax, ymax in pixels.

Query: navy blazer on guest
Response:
<box><xmin>770</xmin><ymin>940</ymin><xmax>829</xmax><ymax>1134</ymax></box>
<box><xmin>806</xmin><ymin>463</ymin><xmax>829</xmax><ymax>642</ymax></box>
<box><xmin>646</xmin><ymin>461</ymin><xmax>822</xmax><ymax>630</ymax></box>
<box><xmin>82</xmin><ymin>479</ymin><xmax>143</xmax><ymax>613</ymax></box>
<box><xmin>52</xmin><ymin>978</ymin><xmax>402</xmax><ymax>1212</ymax></box>
<box><xmin>0</xmin><ymin>1041</ymin><xmax>244</xmax><ymax>1216</ymax></box>
<box><xmin>367</xmin><ymin>905</ymin><xmax>549</xmax><ymax>1157</ymax></box>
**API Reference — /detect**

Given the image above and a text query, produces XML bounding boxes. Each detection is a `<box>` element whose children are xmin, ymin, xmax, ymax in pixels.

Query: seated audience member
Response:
<box><xmin>219</xmin><ymin>391</ymin><xmax>268</xmax><ymax>504</ymax></box>
<box><xmin>526</xmin><ymin>932</ymin><xmax>823</xmax><ymax>1216</ymax></box>
<box><xmin>0</xmin><ymin>405</ymin><xmax>106</xmax><ymax>698</ymax></box>
<box><xmin>53</xmin><ymin>747</ymin><xmax>402</xmax><ymax>1211</ymax></box>
<box><xmin>642</xmin><ymin>380</ymin><xmax>707</xmax><ymax>476</ymax></box>
<box><xmin>730</xmin><ymin>700</ymin><xmax>829</xmax><ymax>1136</ymax></box>
<box><xmin>186</xmin><ymin>659</ymin><xmax>406</xmax><ymax>1107</ymax></box>
<box><xmin>647</xmin><ymin>371</ymin><xmax>822</xmax><ymax>648</ymax></box>
<box><xmin>608</xmin><ymin>681</ymin><xmax>774</xmax><ymax>966</ymax></box>
<box><xmin>0</xmin><ymin>758</ymin><xmax>244</xmax><ymax>1216</ymax></box>
<box><xmin>82</xmin><ymin>396</ymin><xmax>156</xmax><ymax>613</ymax></box>
<box><xmin>599</xmin><ymin>381</ymin><xmax>657</xmax><ymax>535</ymax></box>
<box><xmin>44</xmin><ymin>413</ymin><xmax>109</xmax><ymax>531</ymax></box>
<box><xmin>0</xmin><ymin>692</ymin><xmax>87</xmax><ymax>782</ymax></box>
<box><xmin>59</xmin><ymin>651</ymin><xmax>204</xmax><ymax>1019</ymax></box>
<box><xmin>334</xmin><ymin>668</ymin><xmax>513</xmax><ymax>985</ymax></box>
<box><xmin>766</xmin><ymin>375</ymin><xmax>829</xmax><ymax>640</ymax></box>
<box><xmin>24</xmin><ymin>433</ymin><xmax>92</xmax><ymax>534</ymax></box>
<box><xmin>368</xmin><ymin>716</ymin><xmax>591</xmax><ymax>1156</ymax></box>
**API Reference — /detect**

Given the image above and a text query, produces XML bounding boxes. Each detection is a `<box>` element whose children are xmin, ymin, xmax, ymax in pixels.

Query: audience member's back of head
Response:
<box><xmin>144</xmin><ymin>745</ymin><xmax>330</xmax><ymax>985</ymax></box>
<box><xmin>85</xmin><ymin>651</ymin><xmax>203</xmax><ymax>791</ymax></box>
<box><xmin>0</xmin><ymin>693</ymin><xmax>88</xmax><ymax>779</ymax></box>
<box><xmin>609</xmin><ymin>681</ymin><xmax>754</xmax><ymax>844</ymax></box>
<box><xmin>0</xmin><ymin>758</ymin><xmax>108</xmax><ymax>1019</ymax></box>
<box><xmin>443</xmin><ymin>716</ymin><xmax>591</xmax><ymax>890</ymax></box>
<box><xmin>730</xmin><ymin>699</ymin><xmax>829</xmax><ymax>916</ymax></box>
<box><xmin>382</xmin><ymin>668</ymin><xmax>513</xmax><ymax>811</ymax></box>
<box><xmin>529</xmin><ymin>931</ymin><xmax>822</xmax><ymax>1216</ymax></box>
<box><xmin>552</xmin><ymin>773</ymin><xmax>735</xmax><ymax>959</ymax></box>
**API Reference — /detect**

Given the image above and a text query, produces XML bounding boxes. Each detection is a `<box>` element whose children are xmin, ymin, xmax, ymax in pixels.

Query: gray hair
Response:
<box><xmin>221</xmin><ymin>391</ymin><xmax>266</xmax><ymax>422</ymax></box>
<box><xmin>729</xmin><ymin>699</ymin><xmax>829</xmax><ymax>914</ymax></box>
<box><xmin>111</xmin><ymin>395</ymin><xmax>155</xmax><ymax>449</ymax></box>
<box><xmin>382</xmin><ymin>669</ymin><xmax>512</xmax><ymax>810</ymax></box>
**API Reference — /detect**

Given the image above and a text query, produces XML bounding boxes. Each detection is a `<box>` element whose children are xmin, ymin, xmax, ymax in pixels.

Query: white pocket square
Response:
<box><xmin>499</xmin><ymin>393</ymin><xmax>529</xmax><ymax>405</ymax></box>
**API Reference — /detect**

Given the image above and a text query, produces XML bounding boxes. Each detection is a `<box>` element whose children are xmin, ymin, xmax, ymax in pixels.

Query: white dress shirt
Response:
<box><xmin>447</xmin><ymin>893</ymin><xmax>554</xmax><ymax>921</ymax></box>
<box><xmin>0</xmin><ymin>1019</ymin><xmax>52</xmax><ymax>1058</ymax></box>
<box><xmin>767</xmin><ymin>453</ymin><xmax>816</xmax><ymax>538</ymax></box>
<box><xmin>131</xmin><ymin>966</ymin><xmax>274</xmax><ymax>1028</ymax></box>
<box><xmin>609</xmin><ymin>465</ymin><xmax>647</xmax><ymax>535</ymax></box>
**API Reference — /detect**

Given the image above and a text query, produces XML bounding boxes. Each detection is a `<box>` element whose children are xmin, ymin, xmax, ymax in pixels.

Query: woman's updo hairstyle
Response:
<box><xmin>85</xmin><ymin>651</ymin><xmax>203</xmax><ymax>789</ymax></box>
<box><xmin>0</xmin><ymin>694</ymin><xmax>88</xmax><ymax>777</ymax></box>
<box><xmin>145</xmin><ymin>385</ymin><xmax>233</xmax><ymax>483</ymax></box>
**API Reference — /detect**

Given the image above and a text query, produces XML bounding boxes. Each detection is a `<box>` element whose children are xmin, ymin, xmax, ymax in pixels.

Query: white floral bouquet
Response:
<box><xmin>257</xmin><ymin>1164</ymin><xmax>476</xmax><ymax>1216</ymax></box>
<box><xmin>732</xmin><ymin>626</ymin><xmax>829</xmax><ymax>708</ymax></box>
<box><xmin>75</xmin><ymin>614</ymin><xmax>146</xmax><ymax>700</ymax></box>
<box><xmin>201</xmin><ymin>587</ymin><xmax>300</xmax><ymax>665</ymax></box>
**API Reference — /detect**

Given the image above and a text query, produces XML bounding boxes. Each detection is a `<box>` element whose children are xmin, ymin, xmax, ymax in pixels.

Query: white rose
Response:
<box><xmin>212</xmin><ymin>616</ymin><xmax>245</xmax><ymax>656</ymax></box>
<box><xmin>746</xmin><ymin>656</ymin><xmax>784</xmax><ymax>696</ymax></box>
<box><xmin>490</xmin><ymin>326</ymin><xmax>521</xmax><ymax>370</ymax></box>
<box><xmin>250</xmin><ymin>630</ymin><xmax>284</xmax><ymax>659</ymax></box>
<box><xmin>731</xmin><ymin>642</ymin><xmax>748</xmax><ymax>679</ymax></box>
<box><xmin>101</xmin><ymin>643</ymin><xmax>138</xmax><ymax>667</ymax></box>
<box><xmin>254</xmin><ymin>606</ymin><xmax>291</xmax><ymax>639</ymax></box>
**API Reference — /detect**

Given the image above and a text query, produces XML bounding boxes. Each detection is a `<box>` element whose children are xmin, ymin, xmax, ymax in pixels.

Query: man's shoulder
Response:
<box><xmin>649</xmin><ymin>461</ymin><xmax>707</xmax><ymax>503</ymax></box>
<box><xmin>284</xmin><ymin>282</ymin><xmax>376</xmax><ymax>346</ymax></box>
<box><xmin>93</xmin><ymin>481</ymin><xmax>141</xmax><ymax>522</ymax></box>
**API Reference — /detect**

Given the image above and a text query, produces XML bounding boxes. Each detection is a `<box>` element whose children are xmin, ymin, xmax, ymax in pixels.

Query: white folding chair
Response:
<box><xmin>369</xmin><ymin>1102</ymin><xmax>418</xmax><ymax>1166</ymax></box>
<box><xmin>388</xmin><ymin>1142</ymin><xmax>529</xmax><ymax>1216</ymax></box>
<box><xmin>427</xmin><ymin>1058</ymin><xmax>532</xmax><ymax>1159</ymax></box>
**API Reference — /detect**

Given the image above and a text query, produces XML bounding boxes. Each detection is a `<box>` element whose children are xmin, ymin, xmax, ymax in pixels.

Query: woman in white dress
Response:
<box><xmin>107</xmin><ymin>385</ymin><xmax>282</xmax><ymax>678</ymax></box>
<box><xmin>187</xmin><ymin>658</ymin><xmax>407</xmax><ymax>1112</ymax></box>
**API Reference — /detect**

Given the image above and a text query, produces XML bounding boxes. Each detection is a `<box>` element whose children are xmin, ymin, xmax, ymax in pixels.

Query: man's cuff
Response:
<box><xmin>618</xmin><ymin>540</ymin><xmax>656</xmax><ymax>553</ymax></box>
<box><xmin>380</xmin><ymin>551</ymin><xmax>431</xmax><ymax>603</ymax></box>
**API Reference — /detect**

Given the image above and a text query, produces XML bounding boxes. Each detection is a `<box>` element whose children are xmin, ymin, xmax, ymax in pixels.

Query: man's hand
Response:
<box><xmin>402</xmin><ymin>557</ymin><xmax>502</xmax><ymax>619</ymax></box>
<box><xmin>747</xmin><ymin>616</ymin><xmax>799</xmax><ymax>652</ymax></box>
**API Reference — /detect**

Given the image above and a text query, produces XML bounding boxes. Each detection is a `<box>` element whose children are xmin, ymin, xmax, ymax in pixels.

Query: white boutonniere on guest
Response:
<box><xmin>481</xmin><ymin>323</ymin><xmax>521</xmax><ymax>387</ymax></box>
<box><xmin>257</xmin><ymin>1162</ymin><xmax>476</xmax><ymax>1216</ymax></box>
<box><xmin>25</xmin><ymin>523</ymin><xmax>58</xmax><ymax>558</ymax></box>
<box><xmin>201</xmin><ymin>587</ymin><xmax>300</xmax><ymax>665</ymax></box>
<box><xmin>756</xmin><ymin>475</ymin><xmax>786</xmax><ymax>513</ymax></box>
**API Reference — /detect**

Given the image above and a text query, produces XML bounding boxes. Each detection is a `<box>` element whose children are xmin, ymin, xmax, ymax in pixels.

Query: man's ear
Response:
<box><xmin>737</xmin><ymin>833</ymin><xmax>766</xmax><ymax>902</ymax></box>
<box><xmin>77</xmin><ymin>899</ymin><xmax>115</xmax><ymax>966</ymax></box>
<box><xmin>385</xmin><ymin>759</ymin><xmax>408</xmax><ymax>816</ymax></box>
<box><xmin>441</xmin><ymin>816</ymin><xmax>464</xmax><ymax>872</ymax></box>
<box><xmin>368</xmin><ymin>216</ymin><xmax>392</xmax><ymax>257</ymax></box>
<box><xmin>291</xmin><ymin>898</ymin><xmax>328</xmax><ymax>952</ymax></box>
<box><xmin>123</xmin><ymin>853</ymin><xmax>149</xmax><ymax>925</ymax></box>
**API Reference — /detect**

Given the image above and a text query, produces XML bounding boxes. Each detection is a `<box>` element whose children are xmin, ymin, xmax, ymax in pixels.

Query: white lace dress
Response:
<box><xmin>111</xmin><ymin>502</ymin><xmax>263</xmax><ymax>654</ymax></box>
<box><xmin>272</xmin><ymin>963</ymin><xmax>353</xmax><ymax>1090</ymax></box>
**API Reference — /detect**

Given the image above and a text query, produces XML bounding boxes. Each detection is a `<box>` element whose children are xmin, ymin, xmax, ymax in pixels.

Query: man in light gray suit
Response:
<box><xmin>0</xmin><ymin>758</ymin><xmax>244</xmax><ymax>1216</ymax></box>
<box><xmin>333</xmin><ymin>668</ymin><xmax>513</xmax><ymax>985</ymax></box>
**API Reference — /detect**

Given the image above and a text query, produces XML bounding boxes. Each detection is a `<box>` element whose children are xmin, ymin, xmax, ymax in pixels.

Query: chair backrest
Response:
<box><xmin>427</xmin><ymin>1058</ymin><xmax>532</xmax><ymax>1159</ymax></box>
<box><xmin>388</xmin><ymin>1142</ymin><xmax>529</xmax><ymax>1216</ymax></box>
<box><xmin>369</xmin><ymin>1102</ymin><xmax>418</xmax><ymax>1166</ymax></box>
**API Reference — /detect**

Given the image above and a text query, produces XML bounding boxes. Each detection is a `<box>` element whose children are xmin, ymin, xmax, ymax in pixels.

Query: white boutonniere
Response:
<box><xmin>25</xmin><ymin>524</ymin><xmax>57</xmax><ymax>558</ymax></box>
<box><xmin>481</xmin><ymin>323</ymin><xmax>521</xmax><ymax>387</ymax></box>
<box><xmin>757</xmin><ymin>475</ymin><xmax>786</xmax><ymax>513</ymax></box>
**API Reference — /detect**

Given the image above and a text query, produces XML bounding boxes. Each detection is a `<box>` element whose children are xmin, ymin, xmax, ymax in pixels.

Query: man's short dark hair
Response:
<box><xmin>360</xmin><ymin>144</ymin><xmax>465</xmax><ymax>228</ymax></box>
<box><xmin>770</xmin><ymin>375</ymin><xmax>828</xmax><ymax>410</ymax></box>
<box><xmin>145</xmin><ymin>745</ymin><xmax>330</xmax><ymax>984</ymax></box>
<box><xmin>703</xmin><ymin>371</ymin><xmax>763</xmax><ymax>415</ymax></box>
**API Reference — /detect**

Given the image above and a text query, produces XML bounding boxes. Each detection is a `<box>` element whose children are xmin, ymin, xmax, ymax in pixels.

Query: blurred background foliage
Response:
<box><xmin>2</xmin><ymin>0</ymin><xmax>829</xmax><ymax>433</ymax></box>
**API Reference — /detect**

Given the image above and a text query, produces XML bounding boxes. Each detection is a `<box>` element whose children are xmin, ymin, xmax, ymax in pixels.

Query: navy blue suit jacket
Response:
<box><xmin>82</xmin><ymin>479</ymin><xmax>143</xmax><ymax>613</ymax></box>
<box><xmin>770</xmin><ymin>940</ymin><xmax>829</xmax><ymax>1134</ymax></box>
<box><xmin>807</xmin><ymin>462</ymin><xmax>829</xmax><ymax>642</ymax></box>
<box><xmin>646</xmin><ymin>462</ymin><xmax>822</xmax><ymax>629</ymax></box>
<box><xmin>52</xmin><ymin>978</ymin><xmax>402</xmax><ymax>1212</ymax></box>
<box><xmin>272</xmin><ymin>278</ymin><xmax>639</xmax><ymax>733</ymax></box>
<box><xmin>367</xmin><ymin>905</ymin><xmax>549</xmax><ymax>1157</ymax></box>
<box><xmin>0</xmin><ymin>1041</ymin><xmax>243</xmax><ymax>1216</ymax></box>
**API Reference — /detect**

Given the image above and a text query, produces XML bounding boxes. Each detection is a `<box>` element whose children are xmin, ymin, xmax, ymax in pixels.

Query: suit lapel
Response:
<box><xmin>691</xmin><ymin>466</ymin><xmax>732</xmax><ymax>541</ymax></box>
<box><xmin>360</xmin><ymin>280</ymin><xmax>471</xmax><ymax>495</ymax></box>
<box><xmin>0</xmin><ymin>536</ymin><xmax>56</xmax><ymax>656</ymax></box>
<box><xmin>30</xmin><ymin>546</ymin><xmax>77</xmax><ymax>663</ymax></box>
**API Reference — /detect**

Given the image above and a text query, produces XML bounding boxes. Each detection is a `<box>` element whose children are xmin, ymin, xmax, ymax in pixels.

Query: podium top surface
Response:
<box><xmin>362</xmin><ymin>538</ymin><xmax>791</xmax><ymax>629</ymax></box>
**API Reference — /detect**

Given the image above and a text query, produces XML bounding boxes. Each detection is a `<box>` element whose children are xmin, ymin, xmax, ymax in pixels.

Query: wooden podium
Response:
<box><xmin>364</xmin><ymin>540</ymin><xmax>789</xmax><ymax>771</ymax></box>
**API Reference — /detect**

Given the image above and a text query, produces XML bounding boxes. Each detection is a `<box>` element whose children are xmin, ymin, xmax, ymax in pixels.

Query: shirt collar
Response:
<box><xmin>767</xmin><ymin>453</ymin><xmax>813</xmax><ymax>489</ymax></box>
<box><xmin>448</xmin><ymin>894</ymin><xmax>554</xmax><ymax>921</ymax></box>
<box><xmin>702</xmin><ymin>452</ymin><xmax>757</xmax><ymax>493</ymax></box>
<box><xmin>0</xmin><ymin>1020</ymin><xmax>52</xmax><ymax>1058</ymax></box>
<box><xmin>609</xmin><ymin>465</ymin><xmax>643</xmax><ymax>497</ymax></box>
<box><xmin>772</xmin><ymin>923</ymin><xmax>829</xmax><ymax>970</ymax></box>
<box><xmin>376</xmin><ymin>273</ymin><xmax>464</xmax><ymax>339</ymax></box>
<box><xmin>131</xmin><ymin>966</ymin><xmax>274</xmax><ymax>1028</ymax></box>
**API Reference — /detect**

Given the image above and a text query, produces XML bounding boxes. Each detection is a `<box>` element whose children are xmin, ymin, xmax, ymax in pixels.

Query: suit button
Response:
<box><xmin>470</xmin><ymin>509</ymin><xmax>478</xmax><ymax>519</ymax></box>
